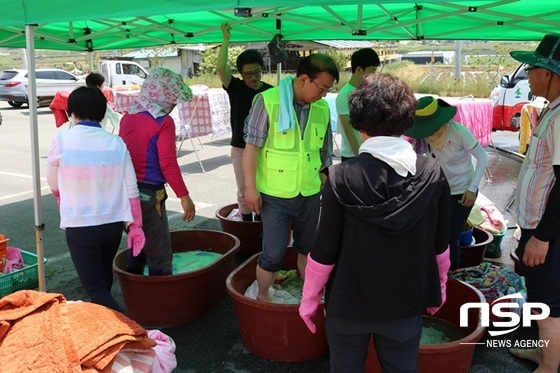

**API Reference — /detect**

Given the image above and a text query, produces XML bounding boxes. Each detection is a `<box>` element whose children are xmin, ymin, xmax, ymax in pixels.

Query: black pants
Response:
<box><xmin>65</xmin><ymin>222</ymin><xmax>124</xmax><ymax>313</ymax></box>
<box><xmin>326</xmin><ymin>315</ymin><xmax>422</xmax><ymax>373</ymax></box>
<box><xmin>449</xmin><ymin>193</ymin><xmax>475</xmax><ymax>269</ymax></box>
<box><xmin>517</xmin><ymin>228</ymin><xmax>560</xmax><ymax>317</ymax></box>
<box><xmin>126</xmin><ymin>184</ymin><xmax>171</xmax><ymax>275</ymax></box>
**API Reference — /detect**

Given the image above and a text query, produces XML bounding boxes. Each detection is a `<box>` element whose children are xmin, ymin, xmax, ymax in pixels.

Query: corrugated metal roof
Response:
<box><xmin>402</xmin><ymin>51</ymin><xmax>455</xmax><ymax>57</ymax></box>
<box><xmin>122</xmin><ymin>45</ymin><xmax>212</xmax><ymax>59</ymax></box>
<box><xmin>122</xmin><ymin>50</ymin><xmax>177</xmax><ymax>59</ymax></box>
<box><xmin>178</xmin><ymin>45</ymin><xmax>214</xmax><ymax>51</ymax></box>
<box><xmin>312</xmin><ymin>40</ymin><xmax>375</xmax><ymax>49</ymax></box>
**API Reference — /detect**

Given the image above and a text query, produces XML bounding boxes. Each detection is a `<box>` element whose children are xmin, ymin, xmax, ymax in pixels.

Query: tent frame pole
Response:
<box><xmin>25</xmin><ymin>24</ymin><xmax>47</xmax><ymax>292</ymax></box>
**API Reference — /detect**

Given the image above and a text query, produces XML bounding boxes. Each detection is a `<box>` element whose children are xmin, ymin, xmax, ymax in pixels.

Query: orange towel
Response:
<box><xmin>0</xmin><ymin>291</ymin><xmax>81</xmax><ymax>372</ymax></box>
<box><xmin>0</xmin><ymin>290</ymin><xmax>156</xmax><ymax>373</ymax></box>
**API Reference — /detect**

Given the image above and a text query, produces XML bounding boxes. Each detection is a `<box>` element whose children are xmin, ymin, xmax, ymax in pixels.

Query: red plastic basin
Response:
<box><xmin>113</xmin><ymin>229</ymin><xmax>239</xmax><ymax>327</ymax></box>
<box><xmin>226</xmin><ymin>248</ymin><xmax>328</xmax><ymax>362</ymax></box>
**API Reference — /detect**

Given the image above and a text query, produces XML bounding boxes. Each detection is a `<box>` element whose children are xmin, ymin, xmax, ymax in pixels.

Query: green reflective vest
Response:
<box><xmin>256</xmin><ymin>88</ymin><xmax>330</xmax><ymax>198</ymax></box>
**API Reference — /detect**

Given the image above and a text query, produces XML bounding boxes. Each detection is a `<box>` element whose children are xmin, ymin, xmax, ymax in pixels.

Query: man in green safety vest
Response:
<box><xmin>243</xmin><ymin>53</ymin><xmax>339</xmax><ymax>302</ymax></box>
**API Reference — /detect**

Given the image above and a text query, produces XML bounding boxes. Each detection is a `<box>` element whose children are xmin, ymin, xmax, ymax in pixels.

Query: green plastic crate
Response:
<box><xmin>0</xmin><ymin>251</ymin><xmax>46</xmax><ymax>297</ymax></box>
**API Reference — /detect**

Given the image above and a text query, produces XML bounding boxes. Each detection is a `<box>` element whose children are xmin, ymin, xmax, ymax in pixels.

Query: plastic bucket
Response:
<box><xmin>113</xmin><ymin>229</ymin><xmax>240</xmax><ymax>327</ymax></box>
<box><xmin>216</xmin><ymin>203</ymin><xmax>263</xmax><ymax>254</ymax></box>
<box><xmin>484</xmin><ymin>230</ymin><xmax>506</xmax><ymax>259</ymax></box>
<box><xmin>226</xmin><ymin>248</ymin><xmax>329</xmax><ymax>362</ymax></box>
<box><xmin>458</xmin><ymin>228</ymin><xmax>474</xmax><ymax>247</ymax></box>
<box><xmin>459</xmin><ymin>227</ymin><xmax>493</xmax><ymax>268</ymax></box>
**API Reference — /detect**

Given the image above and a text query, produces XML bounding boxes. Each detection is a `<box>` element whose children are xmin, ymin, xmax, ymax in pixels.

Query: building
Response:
<box><xmin>400</xmin><ymin>51</ymin><xmax>454</xmax><ymax>64</ymax></box>
<box><xmin>122</xmin><ymin>45</ymin><xmax>214</xmax><ymax>77</ymax></box>
<box><xmin>241</xmin><ymin>40</ymin><xmax>400</xmax><ymax>72</ymax></box>
<box><xmin>309</xmin><ymin>40</ymin><xmax>399</xmax><ymax>66</ymax></box>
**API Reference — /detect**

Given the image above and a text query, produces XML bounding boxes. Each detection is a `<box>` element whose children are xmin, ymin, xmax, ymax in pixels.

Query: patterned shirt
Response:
<box><xmin>516</xmin><ymin>97</ymin><xmax>560</xmax><ymax>229</ymax></box>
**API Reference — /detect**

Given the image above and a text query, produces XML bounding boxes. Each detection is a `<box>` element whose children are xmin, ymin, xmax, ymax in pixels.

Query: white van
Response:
<box><xmin>490</xmin><ymin>63</ymin><xmax>535</xmax><ymax>131</ymax></box>
<box><xmin>98</xmin><ymin>60</ymin><xmax>148</xmax><ymax>88</ymax></box>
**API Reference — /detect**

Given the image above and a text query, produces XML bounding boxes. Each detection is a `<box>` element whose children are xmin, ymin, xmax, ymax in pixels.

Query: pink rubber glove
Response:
<box><xmin>299</xmin><ymin>254</ymin><xmax>334</xmax><ymax>334</ymax></box>
<box><xmin>427</xmin><ymin>247</ymin><xmax>451</xmax><ymax>315</ymax></box>
<box><xmin>51</xmin><ymin>189</ymin><xmax>60</xmax><ymax>207</ymax></box>
<box><xmin>127</xmin><ymin>197</ymin><xmax>145</xmax><ymax>257</ymax></box>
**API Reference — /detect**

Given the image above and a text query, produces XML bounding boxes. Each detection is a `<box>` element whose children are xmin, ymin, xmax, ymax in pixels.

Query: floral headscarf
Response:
<box><xmin>129</xmin><ymin>67</ymin><xmax>192</xmax><ymax>118</ymax></box>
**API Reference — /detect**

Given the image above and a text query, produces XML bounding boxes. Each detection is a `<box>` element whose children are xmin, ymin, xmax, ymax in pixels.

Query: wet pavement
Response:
<box><xmin>0</xmin><ymin>101</ymin><xmax>542</xmax><ymax>372</ymax></box>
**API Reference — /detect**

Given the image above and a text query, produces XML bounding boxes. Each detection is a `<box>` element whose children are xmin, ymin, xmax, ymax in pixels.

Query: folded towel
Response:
<box><xmin>467</xmin><ymin>205</ymin><xmax>486</xmax><ymax>227</ymax></box>
<box><xmin>278</xmin><ymin>76</ymin><xmax>296</xmax><ymax>132</ymax></box>
<box><xmin>2</xmin><ymin>247</ymin><xmax>24</xmax><ymax>274</ymax></box>
<box><xmin>468</xmin><ymin>193</ymin><xmax>507</xmax><ymax>234</ymax></box>
<box><xmin>148</xmin><ymin>329</ymin><xmax>177</xmax><ymax>373</ymax></box>
<box><xmin>0</xmin><ymin>290</ymin><xmax>156</xmax><ymax>373</ymax></box>
<box><xmin>360</xmin><ymin>136</ymin><xmax>417</xmax><ymax>177</ymax></box>
<box><xmin>110</xmin><ymin>349</ymin><xmax>155</xmax><ymax>373</ymax></box>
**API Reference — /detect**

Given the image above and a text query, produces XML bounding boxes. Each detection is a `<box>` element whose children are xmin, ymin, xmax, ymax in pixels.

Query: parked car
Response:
<box><xmin>0</xmin><ymin>68</ymin><xmax>84</xmax><ymax>108</ymax></box>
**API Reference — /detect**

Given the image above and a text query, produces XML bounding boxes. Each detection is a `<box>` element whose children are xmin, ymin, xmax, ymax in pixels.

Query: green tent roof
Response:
<box><xmin>1</xmin><ymin>1</ymin><xmax>559</xmax><ymax>51</ymax></box>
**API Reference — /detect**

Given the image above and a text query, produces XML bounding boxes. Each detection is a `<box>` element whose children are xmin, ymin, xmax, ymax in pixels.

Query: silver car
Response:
<box><xmin>0</xmin><ymin>68</ymin><xmax>81</xmax><ymax>108</ymax></box>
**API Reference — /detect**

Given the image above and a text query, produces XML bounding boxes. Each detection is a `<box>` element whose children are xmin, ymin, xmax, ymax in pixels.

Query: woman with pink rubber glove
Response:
<box><xmin>47</xmin><ymin>86</ymin><xmax>144</xmax><ymax>313</ymax></box>
<box><xmin>299</xmin><ymin>74</ymin><xmax>450</xmax><ymax>372</ymax></box>
<box><xmin>120</xmin><ymin>68</ymin><xmax>196</xmax><ymax>276</ymax></box>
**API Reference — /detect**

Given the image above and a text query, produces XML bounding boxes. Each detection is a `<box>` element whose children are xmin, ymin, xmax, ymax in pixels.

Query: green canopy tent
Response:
<box><xmin>1</xmin><ymin>0</ymin><xmax>559</xmax><ymax>292</ymax></box>
<box><xmin>1</xmin><ymin>1</ymin><xmax>559</xmax><ymax>51</ymax></box>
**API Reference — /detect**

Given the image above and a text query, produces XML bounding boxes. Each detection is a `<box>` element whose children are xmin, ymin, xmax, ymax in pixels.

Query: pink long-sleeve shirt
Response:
<box><xmin>119</xmin><ymin>111</ymin><xmax>188</xmax><ymax>198</ymax></box>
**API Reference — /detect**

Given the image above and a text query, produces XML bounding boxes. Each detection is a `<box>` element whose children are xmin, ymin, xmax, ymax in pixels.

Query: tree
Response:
<box><xmin>200</xmin><ymin>45</ymin><xmax>245</xmax><ymax>75</ymax></box>
<box><xmin>144</xmin><ymin>46</ymin><xmax>177</xmax><ymax>68</ymax></box>
<box><xmin>326</xmin><ymin>47</ymin><xmax>349</xmax><ymax>72</ymax></box>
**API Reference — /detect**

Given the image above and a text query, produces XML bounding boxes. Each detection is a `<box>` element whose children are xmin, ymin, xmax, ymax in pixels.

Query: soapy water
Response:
<box><xmin>244</xmin><ymin>269</ymin><xmax>304</xmax><ymax>304</ymax></box>
<box><xmin>142</xmin><ymin>251</ymin><xmax>223</xmax><ymax>275</ymax></box>
<box><xmin>421</xmin><ymin>316</ymin><xmax>467</xmax><ymax>344</ymax></box>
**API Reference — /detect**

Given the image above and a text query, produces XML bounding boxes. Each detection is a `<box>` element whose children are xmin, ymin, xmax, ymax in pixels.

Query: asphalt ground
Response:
<box><xmin>0</xmin><ymin>101</ymin><xmax>541</xmax><ymax>372</ymax></box>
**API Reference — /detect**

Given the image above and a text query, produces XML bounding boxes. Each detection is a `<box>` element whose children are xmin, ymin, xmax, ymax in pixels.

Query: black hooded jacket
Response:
<box><xmin>312</xmin><ymin>152</ymin><xmax>450</xmax><ymax>321</ymax></box>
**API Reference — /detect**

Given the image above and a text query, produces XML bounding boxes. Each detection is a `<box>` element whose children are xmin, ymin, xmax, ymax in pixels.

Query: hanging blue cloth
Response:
<box><xmin>278</xmin><ymin>75</ymin><xmax>296</xmax><ymax>132</ymax></box>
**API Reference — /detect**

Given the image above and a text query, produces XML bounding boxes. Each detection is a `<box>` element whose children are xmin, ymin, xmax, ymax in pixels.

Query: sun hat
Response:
<box><xmin>403</xmin><ymin>96</ymin><xmax>457</xmax><ymax>139</ymax></box>
<box><xmin>510</xmin><ymin>33</ymin><xmax>560</xmax><ymax>76</ymax></box>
